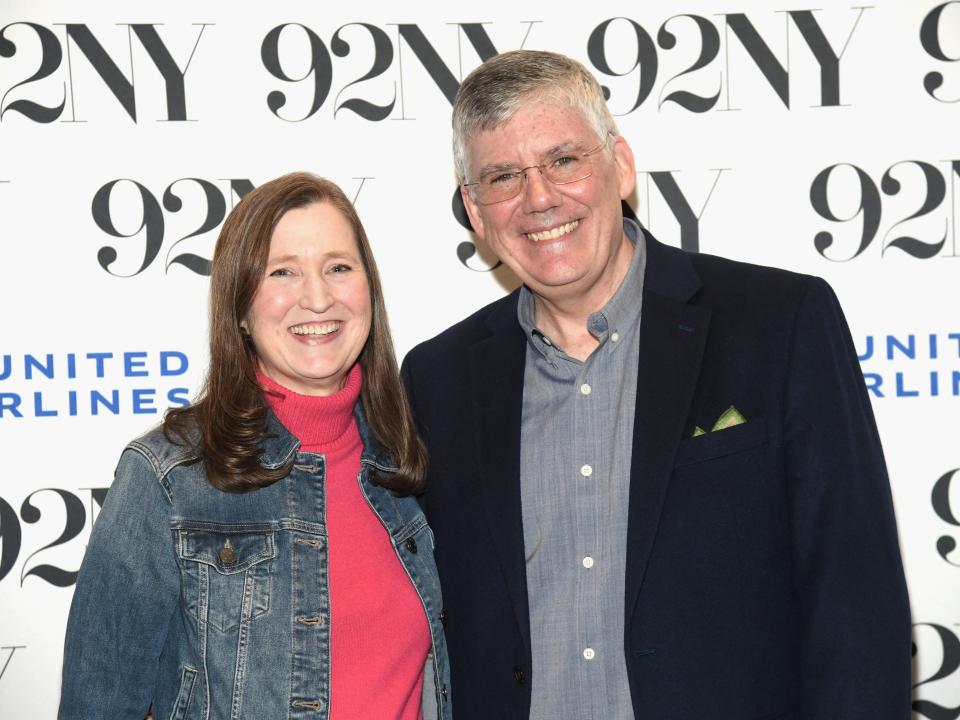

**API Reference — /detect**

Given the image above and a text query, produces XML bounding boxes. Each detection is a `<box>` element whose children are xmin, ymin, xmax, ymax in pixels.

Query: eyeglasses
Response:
<box><xmin>462</xmin><ymin>133</ymin><xmax>613</xmax><ymax>205</ymax></box>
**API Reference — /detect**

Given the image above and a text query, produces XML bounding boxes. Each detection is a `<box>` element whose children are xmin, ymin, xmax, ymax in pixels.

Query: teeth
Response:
<box><xmin>291</xmin><ymin>322</ymin><xmax>340</xmax><ymax>336</ymax></box>
<box><xmin>526</xmin><ymin>220</ymin><xmax>579</xmax><ymax>242</ymax></box>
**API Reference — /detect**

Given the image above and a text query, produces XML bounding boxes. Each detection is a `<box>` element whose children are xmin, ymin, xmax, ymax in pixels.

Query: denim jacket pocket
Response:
<box><xmin>176</xmin><ymin>526</ymin><xmax>276</xmax><ymax>632</ymax></box>
<box><xmin>169</xmin><ymin>665</ymin><xmax>198</xmax><ymax>720</ymax></box>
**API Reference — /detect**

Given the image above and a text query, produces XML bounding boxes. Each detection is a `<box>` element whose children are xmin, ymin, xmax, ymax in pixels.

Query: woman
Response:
<box><xmin>58</xmin><ymin>172</ymin><xmax>450</xmax><ymax>720</ymax></box>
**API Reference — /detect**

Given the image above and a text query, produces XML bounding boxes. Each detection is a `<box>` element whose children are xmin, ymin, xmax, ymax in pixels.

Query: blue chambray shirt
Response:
<box><xmin>518</xmin><ymin>219</ymin><xmax>646</xmax><ymax>720</ymax></box>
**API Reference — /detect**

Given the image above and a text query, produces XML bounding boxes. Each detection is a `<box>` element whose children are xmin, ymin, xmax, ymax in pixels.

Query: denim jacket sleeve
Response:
<box><xmin>58</xmin><ymin>445</ymin><xmax>180</xmax><ymax>719</ymax></box>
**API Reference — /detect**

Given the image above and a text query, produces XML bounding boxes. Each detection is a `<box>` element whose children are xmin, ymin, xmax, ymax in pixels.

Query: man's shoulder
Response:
<box><xmin>691</xmin><ymin>248</ymin><xmax>810</xmax><ymax>293</ymax></box>
<box><xmin>672</xmin><ymin>245</ymin><xmax>821</xmax><ymax>313</ymax></box>
<box><xmin>406</xmin><ymin>288</ymin><xmax>521</xmax><ymax>364</ymax></box>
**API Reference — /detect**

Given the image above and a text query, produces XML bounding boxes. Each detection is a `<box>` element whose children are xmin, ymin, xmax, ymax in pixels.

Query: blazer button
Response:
<box><xmin>439</xmin><ymin>608</ymin><xmax>447</xmax><ymax>627</ymax></box>
<box><xmin>513</xmin><ymin>665</ymin><xmax>525</xmax><ymax>685</ymax></box>
<box><xmin>405</xmin><ymin>538</ymin><xmax>418</xmax><ymax>554</ymax></box>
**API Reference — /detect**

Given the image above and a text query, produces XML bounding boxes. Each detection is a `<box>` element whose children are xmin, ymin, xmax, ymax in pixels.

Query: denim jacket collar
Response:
<box><xmin>259</xmin><ymin>401</ymin><xmax>399</xmax><ymax>475</ymax></box>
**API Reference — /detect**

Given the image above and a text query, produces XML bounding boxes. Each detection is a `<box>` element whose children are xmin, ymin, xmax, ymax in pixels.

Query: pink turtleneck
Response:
<box><xmin>258</xmin><ymin>364</ymin><xmax>430</xmax><ymax>720</ymax></box>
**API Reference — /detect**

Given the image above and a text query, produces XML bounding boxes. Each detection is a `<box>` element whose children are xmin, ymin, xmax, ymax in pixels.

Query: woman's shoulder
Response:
<box><xmin>123</xmin><ymin>418</ymin><xmax>201</xmax><ymax>479</ymax></box>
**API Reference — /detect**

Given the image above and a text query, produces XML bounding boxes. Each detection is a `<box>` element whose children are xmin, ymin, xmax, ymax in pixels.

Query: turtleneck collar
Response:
<box><xmin>257</xmin><ymin>363</ymin><xmax>363</xmax><ymax>449</ymax></box>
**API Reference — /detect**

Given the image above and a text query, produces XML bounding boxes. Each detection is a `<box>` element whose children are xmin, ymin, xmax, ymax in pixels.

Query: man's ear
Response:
<box><xmin>460</xmin><ymin>184</ymin><xmax>486</xmax><ymax>239</ymax></box>
<box><xmin>611</xmin><ymin>135</ymin><xmax>637</xmax><ymax>200</ymax></box>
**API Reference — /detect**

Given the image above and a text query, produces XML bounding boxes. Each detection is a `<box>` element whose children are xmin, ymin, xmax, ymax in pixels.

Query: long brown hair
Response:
<box><xmin>164</xmin><ymin>172</ymin><xmax>426</xmax><ymax>494</ymax></box>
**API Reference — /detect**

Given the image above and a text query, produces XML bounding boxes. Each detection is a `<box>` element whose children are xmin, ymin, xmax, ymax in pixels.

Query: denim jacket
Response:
<box><xmin>59</xmin><ymin>404</ymin><xmax>451</xmax><ymax>720</ymax></box>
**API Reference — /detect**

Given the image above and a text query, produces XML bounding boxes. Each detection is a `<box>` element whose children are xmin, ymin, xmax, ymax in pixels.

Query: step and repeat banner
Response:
<box><xmin>1</xmin><ymin>0</ymin><xmax>958</xmax><ymax>716</ymax></box>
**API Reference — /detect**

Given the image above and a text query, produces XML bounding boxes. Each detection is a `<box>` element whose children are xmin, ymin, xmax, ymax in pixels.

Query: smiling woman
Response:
<box><xmin>58</xmin><ymin>172</ymin><xmax>451</xmax><ymax>720</ymax></box>
<box><xmin>242</xmin><ymin>202</ymin><xmax>373</xmax><ymax>398</ymax></box>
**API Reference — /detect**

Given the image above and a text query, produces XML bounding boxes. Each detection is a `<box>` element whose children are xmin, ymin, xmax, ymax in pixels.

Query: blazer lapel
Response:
<box><xmin>468</xmin><ymin>293</ymin><xmax>531</xmax><ymax>652</ymax></box>
<box><xmin>625</xmin><ymin>237</ymin><xmax>711</xmax><ymax>621</ymax></box>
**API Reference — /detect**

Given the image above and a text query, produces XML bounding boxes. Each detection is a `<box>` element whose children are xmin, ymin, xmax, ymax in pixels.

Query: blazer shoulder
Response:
<box><xmin>406</xmin><ymin>289</ymin><xmax>520</xmax><ymax>364</ymax></box>
<box><xmin>685</xmin><ymin>250</ymin><xmax>825</xmax><ymax>317</ymax></box>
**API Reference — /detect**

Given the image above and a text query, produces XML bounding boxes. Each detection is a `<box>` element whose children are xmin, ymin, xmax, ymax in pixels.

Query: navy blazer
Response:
<box><xmin>402</xmin><ymin>234</ymin><xmax>911</xmax><ymax>719</ymax></box>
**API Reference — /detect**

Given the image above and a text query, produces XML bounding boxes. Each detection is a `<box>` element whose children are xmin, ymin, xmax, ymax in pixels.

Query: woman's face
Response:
<box><xmin>243</xmin><ymin>201</ymin><xmax>372</xmax><ymax>396</ymax></box>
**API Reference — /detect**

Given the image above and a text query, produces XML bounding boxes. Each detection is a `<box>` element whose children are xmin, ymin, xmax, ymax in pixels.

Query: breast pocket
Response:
<box><xmin>176</xmin><ymin>527</ymin><xmax>275</xmax><ymax>633</ymax></box>
<box><xmin>674</xmin><ymin>418</ymin><xmax>768</xmax><ymax>467</ymax></box>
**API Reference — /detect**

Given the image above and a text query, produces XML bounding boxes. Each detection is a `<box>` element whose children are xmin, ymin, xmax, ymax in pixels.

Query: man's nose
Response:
<box><xmin>520</xmin><ymin>166</ymin><xmax>561</xmax><ymax>213</ymax></box>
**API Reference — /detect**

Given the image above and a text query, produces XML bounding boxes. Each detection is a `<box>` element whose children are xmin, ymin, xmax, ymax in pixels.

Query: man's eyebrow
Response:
<box><xmin>476</xmin><ymin>142</ymin><xmax>582</xmax><ymax>177</ymax></box>
<box><xmin>477</xmin><ymin>161</ymin><xmax>521</xmax><ymax>177</ymax></box>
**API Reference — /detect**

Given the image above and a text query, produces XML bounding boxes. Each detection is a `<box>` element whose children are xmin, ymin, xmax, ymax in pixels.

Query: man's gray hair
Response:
<box><xmin>452</xmin><ymin>50</ymin><xmax>619</xmax><ymax>183</ymax></box>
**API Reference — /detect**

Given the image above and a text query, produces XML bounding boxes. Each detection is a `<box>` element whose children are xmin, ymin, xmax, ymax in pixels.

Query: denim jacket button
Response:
<box><xmin>439</xmin><ymin>608</ymin><xmax>447</xmax><ymax>627</ymax></box>
<box><xmin>405</xmin><ymin>538</ymin><xmax>418</xmax><ymax>554</ymax></box>
<box><xmin>218</xmin><ymin>540</ymin><xmax>236</xmax><ymax>564</ymax></box>
<box><xmin>440</xmin><ymin>684</ymin><xmax>448</xmax><ymax>698</ymax></box>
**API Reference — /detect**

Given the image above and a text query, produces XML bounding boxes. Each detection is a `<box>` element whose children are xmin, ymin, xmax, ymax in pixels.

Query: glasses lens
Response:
<box><xmin>544</xmin><ymin>154</ymin><xmax>590</xmax><ymax>184</ymax></box>
<box><xmin>479</xmin><ymin>172</ymin><xmax>520</xmax><ymax>203</ymax></box>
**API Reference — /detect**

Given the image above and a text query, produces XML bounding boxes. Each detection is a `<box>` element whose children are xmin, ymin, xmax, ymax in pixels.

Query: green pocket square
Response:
<box><xmin>692</xmin><ymin>406</ymin><xmax>747</xmax><ymax>437</ymax></box>
<box><xmin>712</xmin><ymin>405</ymin><xmax>747</xmax><ymax>431</ymax></box>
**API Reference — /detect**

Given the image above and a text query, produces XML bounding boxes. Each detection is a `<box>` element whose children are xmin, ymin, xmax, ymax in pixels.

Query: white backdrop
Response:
<box><xmin>1</xmin><ymin>1</ymin><xmax>958</xmax><ymax>716</ymax></box>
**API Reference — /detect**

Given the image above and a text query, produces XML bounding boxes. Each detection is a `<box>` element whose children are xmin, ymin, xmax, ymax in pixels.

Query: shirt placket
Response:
<box><xmin>573</xmin><ymin>354</ymin><xmax>605</xmax><ymax>720</ymax></box>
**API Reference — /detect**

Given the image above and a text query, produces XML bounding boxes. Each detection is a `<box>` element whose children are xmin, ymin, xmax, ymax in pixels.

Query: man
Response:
<box><xmin>402</xmin><ymin>50</ymin><xmax>911</xmax><ymax>719</ymax></box>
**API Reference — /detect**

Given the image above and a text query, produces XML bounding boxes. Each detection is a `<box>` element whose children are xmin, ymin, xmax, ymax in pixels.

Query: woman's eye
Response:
<box><xmin>268</xmin><ymin>268</ymin><xmax>292</xmax><ymax>277</ymax></box>
<box><xmin>329</xmin><ymin>263</ymin><xmax>352</xmax><ymax>274</ymax></box>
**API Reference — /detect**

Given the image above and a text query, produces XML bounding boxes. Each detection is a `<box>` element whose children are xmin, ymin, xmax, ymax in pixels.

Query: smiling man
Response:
<box><xmin>401</xmin><ymin>50</ymin><xmax>911</xmax><ymax>720</ymax></box>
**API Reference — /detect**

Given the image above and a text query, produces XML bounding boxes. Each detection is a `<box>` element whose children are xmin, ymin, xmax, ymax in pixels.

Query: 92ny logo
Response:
<box><xmin>811</xmin><ymin>160</ymin><xmax>960</xmax><ymax>261</ymax></box>
<box><xmin>93</xmin><ymin>177</ymin><xmax>254</xmax><ymax>277</ymax></box>
<box><xmin>5</xmin><ymin>5</ymin><xmax>944</xmax><ymax>124</ymax></box>
<box><xmin>0</xmin><ymin>488</ymin><xmax>107</xmax><ymax>587</ymax></box>
<box><xmin>90</xmin><ymin>177</ymin><xmax>380</xmax><ymax>277</ymax></box>
<box><xmin>0</xmin><ymin>22</ymin><xmax>208</xmax><ymax>122</ymax></box>
<box><xmin>933</xmin><ymin>468</ymin><xmax>960</xmax><ymax>568</ymax></box>
<box><xmin>911</xmin><ymin>468</ymin><xmax>960</xmax><ymax>718</ymax></box>
<box><xmin>921</xmin><ymin>1</ymin><xmax>960</xmax><ymax>103</ymax></box>
<box><xmin>913</xmin><ymin>623</ymin><xmax>960</xmax><ymax>719</ymax></box>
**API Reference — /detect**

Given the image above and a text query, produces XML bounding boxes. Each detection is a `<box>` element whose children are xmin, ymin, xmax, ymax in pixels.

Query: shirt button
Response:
<box><xmin>579</xmin><ymin>383</ymin><xmax>592</xmax><ymax>395</ymax></box>
<box><xmin>580</xmin><ymin>464</ymin><xmax>593</xmax><ymax>478</ymax></box>
<box><xmin>583</xmin><ymin>648</ymin><xmax>595</xmax><ymax>660</ymax></box>
<box><xmin>582</xmin><ymin>556</ymin><xmax>594</xmax><ymax>569</ymax></box>
<box><xmin>610</xmin><ymin>331</ymin><xmax>621</xmax><ymax>343</ymax></box>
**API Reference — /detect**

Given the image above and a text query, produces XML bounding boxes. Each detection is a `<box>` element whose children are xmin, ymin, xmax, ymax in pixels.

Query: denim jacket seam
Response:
<box><xmin>390</xmin><ymin>515</ymin><xmax>429</xmax><ymax>544</ymax></box>
<box><xmin>124</xmin><ymin>441</ymin><xmax>179</xmax><ymax>503</ymax></box>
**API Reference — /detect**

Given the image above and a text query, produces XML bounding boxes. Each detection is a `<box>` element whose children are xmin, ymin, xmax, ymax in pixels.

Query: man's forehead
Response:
<box><xmin>469</xmin><ymin>106</ymin><xmax>595</xmax><ymax>163</ymax></box>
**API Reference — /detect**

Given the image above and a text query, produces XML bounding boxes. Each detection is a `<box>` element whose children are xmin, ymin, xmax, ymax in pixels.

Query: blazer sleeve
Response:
<box><xmin>782</xmin><ymin>277</ymin><xmax>912</xmax><ymax>718</ymax></box>
<box><xmin>58</xmin><ymin>447</ymin><xmax>180</xmax><ymax>719</ymax></box>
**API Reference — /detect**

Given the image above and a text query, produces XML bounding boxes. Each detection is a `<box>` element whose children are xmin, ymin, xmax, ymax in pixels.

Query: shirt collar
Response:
<box><xmin>517</xmin><ymin>218</ymin><xmax>647</xmax><ymax>359</ymax></box>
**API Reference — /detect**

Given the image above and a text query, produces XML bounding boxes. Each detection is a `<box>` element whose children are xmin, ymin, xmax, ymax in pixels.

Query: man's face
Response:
<box><xmin>461</xmin><ymin>101</ymin><xmax>636</xmax><ymax>305</ymax></box>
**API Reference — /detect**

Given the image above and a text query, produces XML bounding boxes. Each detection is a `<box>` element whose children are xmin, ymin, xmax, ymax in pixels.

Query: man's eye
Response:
<box><xmin>552</xmin><ymin>155</ymin><xmax>579</xmax><ymax>168</ymax></box>
<box><xmin>487</xmin><ymin>172</ymin><xmax>519</xmax><ymax>187</ymax></box>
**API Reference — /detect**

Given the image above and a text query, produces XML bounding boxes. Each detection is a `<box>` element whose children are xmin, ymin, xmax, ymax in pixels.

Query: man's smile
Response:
<box><xmin>524</xmin><ymin>220</ymin><xmax>579</xmax><ymax>242</ymax></box>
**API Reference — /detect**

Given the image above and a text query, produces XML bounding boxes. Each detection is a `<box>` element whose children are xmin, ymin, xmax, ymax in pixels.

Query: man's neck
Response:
<box><xmin>532</xmin><ymin>236</ymin><xmax>634</xmax><ymax>361</ymax></box>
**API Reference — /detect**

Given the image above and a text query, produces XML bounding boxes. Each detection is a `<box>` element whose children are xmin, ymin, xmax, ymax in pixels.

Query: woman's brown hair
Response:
<box><xmin>164</xmin><ymin>172</ymin><xmax>426</xmax><ymax>494</ymax></box>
